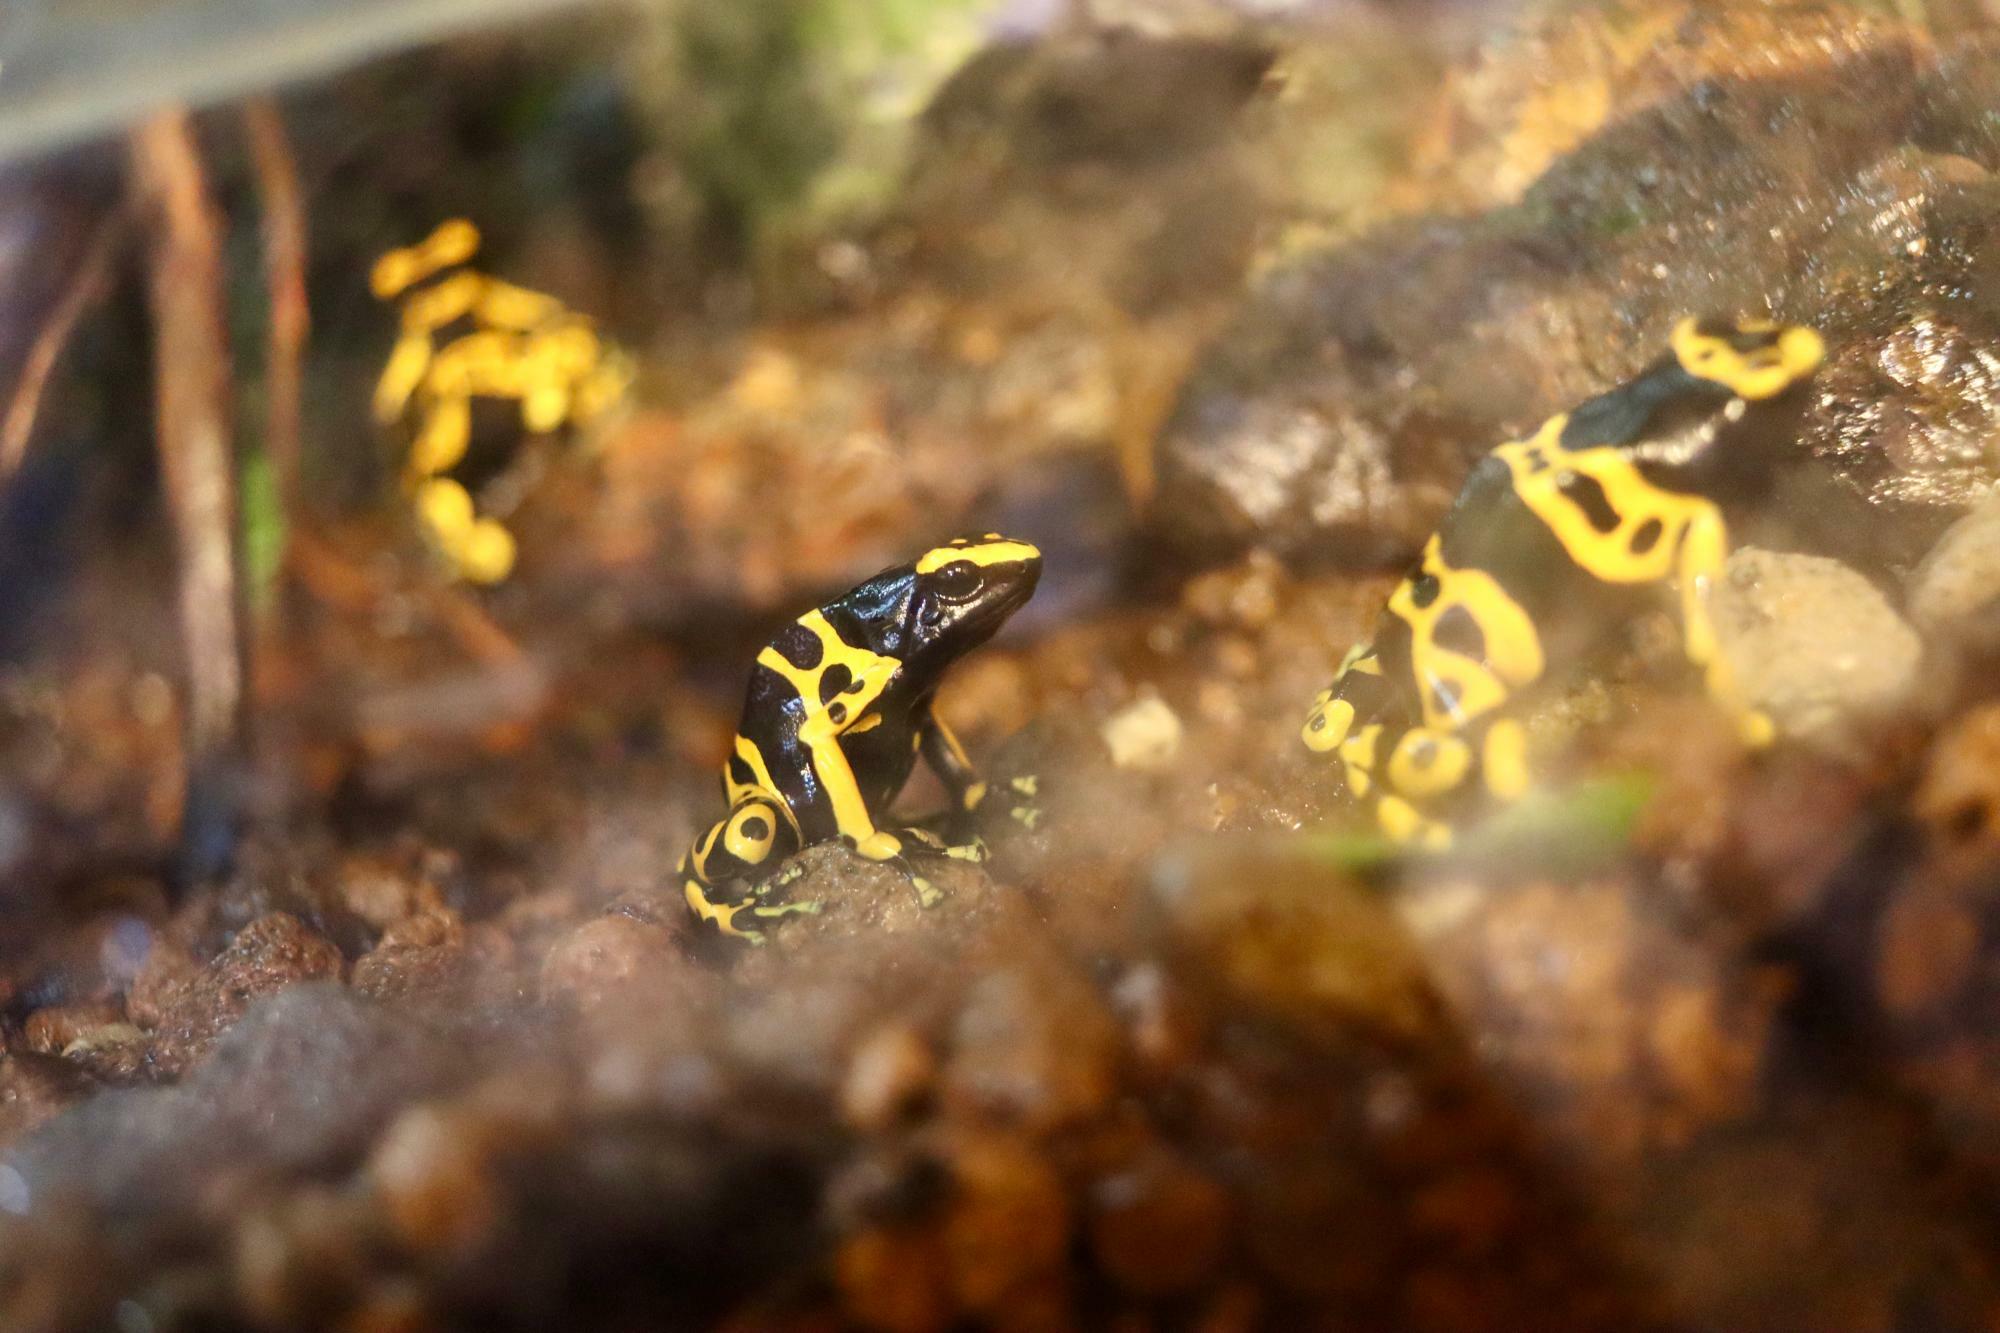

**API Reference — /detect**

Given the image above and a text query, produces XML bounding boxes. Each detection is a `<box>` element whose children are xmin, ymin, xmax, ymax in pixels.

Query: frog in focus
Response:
<box><xmin>683</xmin><ymin>535</ymin><xmax>1042</xmax><ymax>942</ymax></box>
<box><xmin>1302</xmin><ymin>316</ymin><xmax>1826</xmax><ymax>849</ymax></box>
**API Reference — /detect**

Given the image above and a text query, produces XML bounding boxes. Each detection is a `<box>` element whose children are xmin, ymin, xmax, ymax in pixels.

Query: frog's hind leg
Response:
<box><xmin>1676</xmin><ymin>508</ymin><xmax>1773</xmax><ymax>747</ymax></box>
<box><xmin>682</xmin><ymin>794</ymin><xmax>807</xmax><ymax>942</ymax></box>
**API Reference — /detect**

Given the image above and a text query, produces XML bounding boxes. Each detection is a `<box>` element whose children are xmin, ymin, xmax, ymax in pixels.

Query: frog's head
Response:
<box><xmin>1566</xmin><ymin>317</ymin><xmax>1824</xmax><ymax>494</ymax></box>
<box><xmin>1669</xmin><ymin>316</ymin><xmax>1823</xmax><ymax>403</ymax></box>
<box><xmin>902</xmin><ymin>533</ymin><xmax>1042</xmax><ymax>670</ymax></box>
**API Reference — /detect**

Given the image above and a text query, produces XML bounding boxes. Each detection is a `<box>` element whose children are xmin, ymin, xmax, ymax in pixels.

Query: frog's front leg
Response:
<box><xmin>682</xmin><ymin>793</ymin><xmax>807</xmax><ymax>943</ymax></box>
<box><xmin>920</xmin><ymin>708</ymin><xmax>1039</xmax><ymax>845</ymax></box>
<box><xmin>1676</xmin><ymin>507</ymin><xmax>1773</xmax><ymax>747</ymax></box>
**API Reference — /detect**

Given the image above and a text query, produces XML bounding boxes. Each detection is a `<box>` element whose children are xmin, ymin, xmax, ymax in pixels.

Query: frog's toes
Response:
<box><xmin>943</xmin><ymin>837</ymin><xmax>988</xmax><ymax>864</ymax></box>
<box><xmin>752</xmin><ymin>899</ymin><xmax>823</xmax><ymax>920</ymax></box>
<box><xmin>911</xmin><ymin>874</ymin><xmax>945</xmax><ymax>909</ymax></box>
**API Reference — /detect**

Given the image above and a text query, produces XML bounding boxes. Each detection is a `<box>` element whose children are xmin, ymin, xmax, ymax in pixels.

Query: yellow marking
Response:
<box><xmin>685</xmin><ymin>878</ymin><xmax>761</xmax><ymax>942</ymax></box>
<box><xmin>455</xmin><ymin>519</ymin><xmax>516</xmax><ymax>585</ymax></box>
<box><xmin>1376</xmin><ymin>794</ymin><xmax>1452</xmax><ymax>850</ymax></box>
<box><xmin>370</xmin><ymin>219</ymin><xmax>481</xmax><ymax>300</ymax></box>
<box><xmin>854</xmin><ymin>831</ymin><xmax>903</xmax><ymax>861</ymax></box>
<box><xmin>374</xmin><ymin>334</ymin><xmax>434</xmax><ymax>423</ymax></box>
<box><xmin>915</xmin><ymin>538</ymin><xmax>1040</xmax><ymax>574</ymax></box>
<box><xmin>1011</xmin><ymin>806</ymin><xmax>1042</xmax><ymax>830</ymax></box>
<box><xmin>755</xmin><ymin>610</ymin><xmax>905</xmax><ymax>848</ymax></box>
<box><xmin>1302</xmin><ymin>696</ymin><xmax>1354</xmax><ymax>753</ymax></box>
<box><xmin>407</xmin><ymin>394</ymin><xmax>472</xmax><ymax>477</ymax></box>
<box><xmin>1389</xmin><ymin>536</ymin><xmax>1543</xmax><ymax>730</ymax></box>
<box><xmin>1010</xmin><ymin>775</ymin><xmax>1039</xmax><ymax>796</ymax></box>
<box><xmin>400</xmin><ymin>272</ymin><xmax>484</xmax><ymax>334</ymax></box>
<box><xmin>930</xmin><ymin>715</ymin><xmax>974</xmax><ymax>770</ymax></box>
<box><xmin>1669</xmin><ymin>318</ymin><xmax>1824</xmax><ymax>400</ymax></box>
<box><xmin>1482</xmin><ymin>719</ymin><xmax>1532</xmax><ymax>801</ymax></box>
<box><xmin>964</xmin><ymin>780</ymin><xmax>987</xmax><ymax>811</ymax></box>
<box><xmin>945</xmin><ymin>839</ymin><xmax>987</xmax><ymax>863</ymax></box>
<box><xmin>1386</xmin><ymin>727</ymin><xmax>1472</xmax><ymax>799</ymax></box>
<box><xmin>1351</xmin><ymin>655</ymin><xmax>1383</xmax><ymax>676</ymax></box>
<box><xmin>846</xmin><ymin>713</ymin><xmax>883</xmax><ymax>735</ymax></box>
<box><xmin>723</xmin><ymin>805</ymin><xmax>778</xmax><ymax>864</ymax></box>
<box><xmin>1498</xmin><ymin>416</ymin><xmax>1716</xmax><ymax>585</ymax></box>
<box><xmin>415</xmin><ymin>477</ymin><xmax>475</xmax><ymax>543</ymax></box>
<box><xmin>728</xmin><ymin>735</ymin><xmax>802</xmax><ymax>840</ymax></box>
<box><xmin>912</xmin><ymin>876</ymin><xmax>944</xmax><ymax>908</ymax></box>
<box><xmin>1339</xmin><ymin>722</ymin><xmax>1382</xmax><ymax>799</ymax></box>
<box><xmin>474</xmin><ymin>280</ymin><xmax>567</xmax><ymax>332</ymax></box>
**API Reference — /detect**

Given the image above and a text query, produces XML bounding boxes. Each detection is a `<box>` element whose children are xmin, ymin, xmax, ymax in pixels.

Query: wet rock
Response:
<box><xmin>10</xmin><ymin>985</ymin><xmax>471</xmax><ymax>1216</ymax></box>
<box><xmin>1909</xmin><ymin>486</ymin><xmax>2000</xmax><ymax>652</ymax></box>
<box><xmin>540</xmin><ymin>915</ymin><xmax>693</xmax><ymax>1018</ymax></box>
<box><xmin>1712</xmin><ymin>547</ymin><xmax>1921</xmax><ymax>742</ymax></box>
<box><xmin>141</xmin><ymin>913</ymin><xmax>346</xmax><ymax>1075</ymax></box>
<box><xmin>1155</xmin><ymin>7</ymin><xmax>2000</xmax><ymax>570</ymax></box>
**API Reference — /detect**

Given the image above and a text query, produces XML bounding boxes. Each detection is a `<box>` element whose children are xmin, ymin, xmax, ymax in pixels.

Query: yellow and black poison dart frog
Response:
<box><xmin>1302</xmin><ymin>317</ymin><xmax>1826</xmax><ymax>849</ymax></box>
<box><xmin>682</xmin><ymin>535</ymin><xmax>1042</xmax><ymax>942</ymax></box>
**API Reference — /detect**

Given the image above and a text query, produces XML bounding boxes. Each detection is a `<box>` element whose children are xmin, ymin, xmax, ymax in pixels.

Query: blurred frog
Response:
<box><xmin>683</xmin><ymin>535</ymin><xmax>1042</xmax><ymax>943</ymax></box>
<box><xmin>1303</xmin><ymin>317</ymin><xmax>1826</xmax><ymax>849</ymax></box>
<box><xmin>371</xmin><ymin>219</ymin><xmax>631</xmax><ymax>584</ymax></box>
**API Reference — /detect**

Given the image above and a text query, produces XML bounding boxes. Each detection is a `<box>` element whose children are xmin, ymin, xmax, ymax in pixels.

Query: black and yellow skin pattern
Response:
<box><xmin>682</xmin><ymin>535</ymin><xmax>1042</xmax><ymax>942</ymax></box>
<box><xmin>1303</xmin><ymin>317</ymin><xmax>1826</xmax><ymax>849</ymax></box>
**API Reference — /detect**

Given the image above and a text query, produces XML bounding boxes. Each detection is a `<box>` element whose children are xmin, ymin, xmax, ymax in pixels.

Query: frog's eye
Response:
<box><xmin>932</xmin><ymin>560</ymin><xmax>982</xmax><ymax>601</ymax></box>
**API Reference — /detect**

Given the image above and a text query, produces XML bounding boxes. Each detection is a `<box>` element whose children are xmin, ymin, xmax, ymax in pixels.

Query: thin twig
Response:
<box><xmin>128</xmin><ymin>106</ymin><xmax>247</xmax><ymax>882</ymax></box>
<box><xmin>242</xmin><ymin>96</ymin><xmax>309</xmax><ymax>539</ymax></box>
<box><xmin>0</xmin><ymin>208</ymin><xmax>127</xmax><ymax>488</ymax></box>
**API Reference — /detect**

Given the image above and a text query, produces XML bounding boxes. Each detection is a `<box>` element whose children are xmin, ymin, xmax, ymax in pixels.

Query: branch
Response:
<box><xmin>242</xmin><ymin>96</ymin><xmax>309</xmax><ymax>537</ymax></box>
<box><xmin>0</xmin><ymin>207</ymin><xmax>126</xmax><ymax>488</ymax></box>
<box><xmin>128</xmin><ymin>106</ymin><xmax>247</xmax><ymax>884</ymax></box>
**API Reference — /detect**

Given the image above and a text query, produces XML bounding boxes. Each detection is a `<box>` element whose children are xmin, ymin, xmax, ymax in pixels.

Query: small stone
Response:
<box><xmin>143</xmin><ymin>914</ymin><xmax>345</xmax><ymax>1076</ymax></box>
<box><xmin>1909</xmin><ymin>475</ymin><xmax>2000</xmax><ymax>650</ymax></box>
<box><xmin>1101</xmin><ymin>695</ymin><xmax>1184</xmax><ymax>772</ymax></box>
<box><xmin>368</xmin><ymin>1104</ymin><xmax>499</xmax><ymax>1256</ymax></box>
<box><xmin>21</xmin><ymin>1002</ymin><xmax>124</xmax><ymax>1055</ymax></box>
<box><xmin>335</xmin><ymin>855</ymin><xmax>445</xmax><ymax>933</ymax></box>
<box><xmin>841</xmin><ymin>1025</ymin><xmax>938</xmax><ymax>1132</ymax></box>
<box><xmin>1713</xmin><ymin>548</ymin><xmax>1921</xmax><ymax>742</ymax></box>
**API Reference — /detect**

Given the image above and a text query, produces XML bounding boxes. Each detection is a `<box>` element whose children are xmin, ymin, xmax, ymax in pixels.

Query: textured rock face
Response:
<box><xmin>1713</xmin><ymin>547</ymin><xmax>1923</xmax><ymax>742</ymax></box>
<box><xmin>1153</xmin><ymin>4</ymin><xmax>2000</xmax><ymax>573</ymax></box>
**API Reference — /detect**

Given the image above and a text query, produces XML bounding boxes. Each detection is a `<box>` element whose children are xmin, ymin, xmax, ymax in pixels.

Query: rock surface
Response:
<box><xmin>1713</xmin><ymin>546</ymin><xmax>1923</xmax><ymax>741</ymax></box>
<box><xmin>1154</xmin><ymin>3</ymin><xmax>2000</xmax><ymax>573</ymax></box>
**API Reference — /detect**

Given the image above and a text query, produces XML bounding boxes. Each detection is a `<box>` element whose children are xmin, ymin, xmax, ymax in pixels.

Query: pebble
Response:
<box><xmin>1101</xmin><ymin>695</ymin><xmax>1184</xmax><ymax>772</ymax></box>
<box><xmin>1712</xmin><ymin>547</ymin><xmax>1921</xmax><ymax>742</ymax></box>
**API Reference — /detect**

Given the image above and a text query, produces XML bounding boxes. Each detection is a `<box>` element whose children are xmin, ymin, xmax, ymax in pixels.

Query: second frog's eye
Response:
<box><xmin>932</xmin><ymin>560</ymin><xmax>982</xmax><ymax>601</ymax></box>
